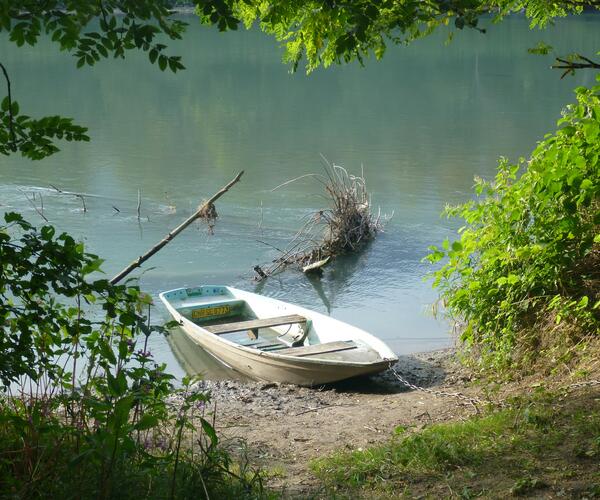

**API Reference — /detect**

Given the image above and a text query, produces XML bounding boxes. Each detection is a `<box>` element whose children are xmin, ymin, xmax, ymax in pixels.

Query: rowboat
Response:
<box><xmin>159</xmin><ymin>285</ymin><xmax>398</xmax><ymax>386</ymax></box>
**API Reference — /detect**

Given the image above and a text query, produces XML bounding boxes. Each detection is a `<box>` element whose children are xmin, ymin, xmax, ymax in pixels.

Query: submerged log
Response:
<box><xmin>302</xmin><ymin>256</ymin><xmax>330</xmax><ymax>274</ymax></box>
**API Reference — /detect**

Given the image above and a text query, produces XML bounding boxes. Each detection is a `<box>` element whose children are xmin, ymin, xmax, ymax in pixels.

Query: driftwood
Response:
<box><xmin>302</xmin><ymin>256</ymin><xmax>330</xmax><ymax>274</ymax></box>
<box><xmin>49</xmin><ymin>184</ymin><xmax>104</xmax><ymax>199</ymax></box>
<box><xmin>254</xmin><ymin>160</ymin><xmax>388</xmax><ymax>280</ymax></box>
<box><xmin>137</xmin><ymin>189</ymin><xmax>141</xmax><ymax>220</ymax></box>
<box><xmin>110</xmin><ymin>171</ymin><xmax>244</xmax><ymax>285</ymax></box>
<box><xmin>50</xmin><ymin>184</ymin><xmax>94</xmax><ymax>213</ymax></box>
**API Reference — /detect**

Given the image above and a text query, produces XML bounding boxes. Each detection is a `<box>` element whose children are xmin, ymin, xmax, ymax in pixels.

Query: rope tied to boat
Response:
<box><xmin>389</xmin><ymin>367</ymin><xmax>499</xmax><ymax>411</ymax></box>
<box><xmin>389</xmin><ymin>367</ymin><xmax>600</xmax><ymax>412</ymax></box>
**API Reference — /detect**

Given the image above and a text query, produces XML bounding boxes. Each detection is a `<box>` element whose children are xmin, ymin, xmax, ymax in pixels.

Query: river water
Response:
<box><xmin>1</xmin><ymin>15</ymin><xmax>599</xmax><ymax>379</ymax></box>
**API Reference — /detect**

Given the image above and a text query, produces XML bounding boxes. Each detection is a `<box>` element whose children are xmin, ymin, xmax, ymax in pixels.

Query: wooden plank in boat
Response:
<box><xmin>241</xmin><ymin>339</ymin><xmax>286</xmax><ymax>349</ymax></box>
<box><xmin>260</xmin><ymin>344</ymin><xmax>289</xmax><ymax>351</ymax></box>
<box><xmin>203</xmin><ymin>314</ymin><xmax>307</xmax><ymax>335</ymax></box>
<box><xmin>277</xmin><ymin>340</ymin><xmax>357</xmax><ymax>357</ymax></box>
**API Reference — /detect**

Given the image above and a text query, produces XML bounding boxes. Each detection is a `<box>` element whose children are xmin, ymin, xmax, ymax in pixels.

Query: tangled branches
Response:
<box><xmin>255</xmin><ymin>161</ymin><xmax>387</xmax><ymax>280</ymax></box>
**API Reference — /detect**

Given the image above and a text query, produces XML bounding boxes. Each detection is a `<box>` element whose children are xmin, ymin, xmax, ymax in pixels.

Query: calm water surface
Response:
<box><xmin>2</xmin><ymin>15</ymin><xmax>599</xmax><ymax>379</ymax></box>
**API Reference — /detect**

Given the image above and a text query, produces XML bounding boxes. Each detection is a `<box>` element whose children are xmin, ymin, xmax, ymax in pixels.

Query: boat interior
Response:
<box><xmin>165</xmin><ymin>286</ymin><xmax>383</xmax><ymax>362</ymax></box>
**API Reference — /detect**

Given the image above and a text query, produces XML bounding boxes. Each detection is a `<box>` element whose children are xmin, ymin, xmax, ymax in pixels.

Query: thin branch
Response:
<box><xmin>137</xmin><ymin>189</ymin><xmax>141</xmax><ymax>220</ymax></box>
<box><xmin>552</xmin><ymin>54</ymin><xmax>600</xmax><ymax>78</ymax></box>
<box><xmin>110</xmin><ymin>171</ymin><xmax>244</xmax><ymax>284</ymax></box>
<box><xmin>77</xmin><ymin>194</ymin><xmax>87</xmax><ymax>213</ymax></box>
<box><xmin>0</xmin><ymin>61</ymin><xmax>16</xmax><ymax>150</ymax></box>
<box><xmin>270</xmin><ymin>173</ymin><xmax>324</xmax><ymax>192</ymax></box>
<box><xmin>255</xmin><ymin>240</ymin><xmax>286</xmax><ymax>253</ymax></box>
<box><xmin>18</xmin><ymin>189</ymin><xmax>48</xmax><ymax>222</ymax></box>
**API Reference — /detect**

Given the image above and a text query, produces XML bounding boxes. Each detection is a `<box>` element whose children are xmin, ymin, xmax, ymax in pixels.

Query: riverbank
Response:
<box><xmin>184</xmin><ymin>349</ymin><xmax>475</xmax><ymax>494</ymax></box>
<box><xmin>181</xmin><ymin>348</ymin><xmax>600</xmax><ymax>497</ymax></box>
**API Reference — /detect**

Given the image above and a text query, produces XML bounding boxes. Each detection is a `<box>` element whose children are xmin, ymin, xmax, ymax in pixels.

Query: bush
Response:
<box><xmin>428</xmin><ymin>82</ymin><xmax>600</xmax><ymax>372</ymax></box>
<box><xmin>0</xmin><ymin>213</ymin><xmax>267</xmax><ymax>499</ymax></box>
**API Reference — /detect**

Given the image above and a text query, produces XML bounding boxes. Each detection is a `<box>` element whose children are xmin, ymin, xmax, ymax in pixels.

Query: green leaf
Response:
<box><xmin>107</xmin><ymin>371</ymin><xmax>127</xmax><ymax>396</ymax></box>
<box><xmin>527</xmin><ymin>42</ymin><xmax>553</xmax><ymax>55</ymax></box>
<box><xmin>82</xmin><ymin>257</ymin><xmax>105</xmax><ymax>276</ymax></box>
<box><xmin>4</xmin><ymin>212</ymin><xmax>24</xmax><ymax>223</ymax></box>
<box><xmin>507</xmin><ymin>274</ymin><xmax>519</xmax><ymax>285</ymax></box>
<box><xmin>134</xmin><ymin>414</ymin><xmax>159</xmax><ymax>431</ymax></box>
<box><xmin>99</xmin><ymin>339</ymin><xmax>117</xmax><ymax>365</ymax></box>
<box><xmin>200</xmin><ymin>417</ymin><xmax>218</xmax><ymax>448</ymax></box>
<box><xmin>40</xmin><ymin>225</ymin><xmax>55</xmax><ymax>240</ymax></box>
<box><xmin>112</xmin><ymin>395</ymin><xmax>135</xmax><ymax>430</ymax></box>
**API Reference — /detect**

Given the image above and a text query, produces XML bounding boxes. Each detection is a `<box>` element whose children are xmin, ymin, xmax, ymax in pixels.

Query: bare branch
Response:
<box><xmin>0</xmin><ymin>62</ymin><xmax>16</xmax><ymax>151</ymax></box>
<box><xmin>552</xmin><ymin>54</ymin><xmax>600</xmax><ymax>78</ymax></box>
<box><xmin>110</xmin><ymin>171</ymin><xmax>244</xmax><ymax>284</ymax></box>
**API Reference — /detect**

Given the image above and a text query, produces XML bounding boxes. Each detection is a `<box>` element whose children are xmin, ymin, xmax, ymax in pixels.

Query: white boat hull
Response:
<box><xmin>160</xmin><ymin>286</ymin><xmax>398</xmax><ymax>386</ymax></box>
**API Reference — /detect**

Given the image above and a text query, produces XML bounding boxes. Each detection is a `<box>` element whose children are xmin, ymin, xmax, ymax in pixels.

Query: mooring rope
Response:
<box><xmin>390</xmin><ymin>367</ymin><xmax>600</xmax><ymax>411</ymax></box>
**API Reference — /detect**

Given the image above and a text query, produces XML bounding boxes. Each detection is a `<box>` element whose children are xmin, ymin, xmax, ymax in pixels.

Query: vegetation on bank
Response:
<box><xmin>0</xmin><ymin>213</ymin><xmax>269</xmax><ymax>499</ymax></box>
<box><xmin>427</xmin><ymin>83</ymin><xmax>599</xmax><ymax>374</ymax></box>
<box><xmin>312</xmin><ymin>388</ymin><xmax>600</xmax><ymax>498</ymax></box>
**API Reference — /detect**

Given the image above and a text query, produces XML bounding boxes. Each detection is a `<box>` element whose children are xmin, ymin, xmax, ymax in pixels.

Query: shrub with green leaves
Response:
<box><xmin>0</xmin><ymin>212</ymin><xmax>266</xmax><ymax>499</ymax></box>
<box><xmin>428</xmin><ymin>81</ymin><xmax>600</xmax><ymax>371</ymax></box>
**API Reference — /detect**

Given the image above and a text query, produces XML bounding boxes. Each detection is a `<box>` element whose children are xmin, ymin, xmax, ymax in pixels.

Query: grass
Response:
<box><xmin>0</xmin><ymin>400</ymin><xmax>277</xmax><ymax>500</ymax></box>
<box><xmin>311</xmin><ymin>389</ymin><xmax>600</xmax><ymax>498</ymax></box>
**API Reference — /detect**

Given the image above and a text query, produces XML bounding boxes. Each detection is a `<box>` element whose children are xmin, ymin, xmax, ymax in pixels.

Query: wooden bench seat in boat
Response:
<box><xmin>203</xmin><ymin>314</ymin><xmax>307</xmax><ymax>336</ymax></box>
<box><xmin>277</xmin><ymin>340</ymin><xmax>358</xmax><ymax>357</ymax></box>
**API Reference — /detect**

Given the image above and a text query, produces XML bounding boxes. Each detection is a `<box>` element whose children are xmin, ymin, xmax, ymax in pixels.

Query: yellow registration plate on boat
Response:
<box><xmin>192</xmin><ymin>305</ymin><xmax>231</xmax><ymax>319</ymax></box>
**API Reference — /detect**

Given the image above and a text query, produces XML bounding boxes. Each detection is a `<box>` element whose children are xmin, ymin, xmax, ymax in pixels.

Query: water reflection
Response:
<box><xmin>166</xmin><ymin>327</ymin><xmax>249</xmax><ymax>381</ymax></box>
<box><xmin>305</xmin><ymin>274</ymin><xmax>332</xmax><ymax>314</ymax></box>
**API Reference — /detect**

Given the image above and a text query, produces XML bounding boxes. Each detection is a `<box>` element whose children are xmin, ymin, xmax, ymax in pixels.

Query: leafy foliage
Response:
<box><xmin>0</xmin><ymin>1</ymin><xmax>187</xmax><ymax>71</ymax></box>
<box><xmin>230</xmin><ymin>0</ymin><xmax>487</xmax><ymax>73</ymax></box>
<box><xmin>0</xmin><ymin>213</ymin><xmax>267</xmax><ymax>498</ymax></box>
<box><xmin>214</xmin><ymin>0</ymin><xmax>595</xmax><ymax>73</ymax></box>
<box><xmin>0</xmin><ymin>1</ymin><xmax>233</xmax><ymax>161</ymax></box>
<box><xmin>0</xmin><ymin>95</ymin><xmax>89</xmax><ymax>160</ymax></box>
<box><xmin>0</xmin><ymin>1</ymin><xmax>249</xmax><ymax>72</ymax></box>
<box><xmin>427</xmin><ymin>82</ymin><xmax>600</xmax><ymax>370</ymax></box>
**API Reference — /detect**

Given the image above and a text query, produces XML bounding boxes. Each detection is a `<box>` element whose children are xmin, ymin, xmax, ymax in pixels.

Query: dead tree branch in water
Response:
<box><xmin>254</xmin><ymin>161</ymin><xmax>389</xmax><ymax>281</ymax></box>
<box><xmin>18</xmin><ymin>188</ymin><xmax>48</xmax><ymax>222</ymax></box>
<box><xmin>137</xmin><ymin>189</ymin><xmax>141</xmax><ymax>220</ymax></box>
<box><xmin>553</xmin><ymin>53</ymin><xmax>600</xmax><ymax>78</ymax></box>
<box><xmin>50</xmin><ymin>184</ymin><xmax>90</xmax><ymax>213</ymax></box>
<box><xmin>110</xmin><ymin>171</ymin><xmax>244</xmax><ymax>285</ymax></box>
<box><xmin>198</xmin><ymin>201</ymin><xmax>218</xmax><ymax>234</ymax></box>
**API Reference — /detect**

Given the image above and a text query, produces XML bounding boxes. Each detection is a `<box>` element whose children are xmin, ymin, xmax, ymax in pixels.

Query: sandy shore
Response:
<box><xmin>179</xmin><ymin>348</ymin><xmax>480</xmax><ymax>495</ymax></box>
